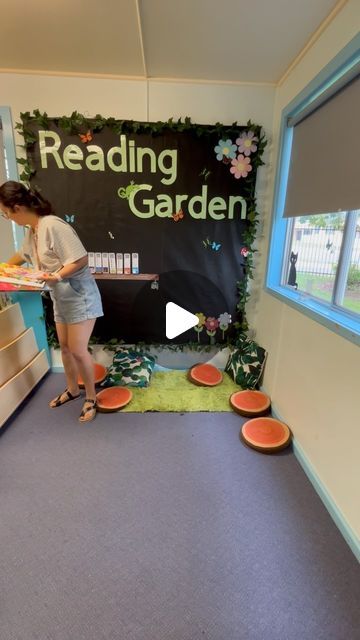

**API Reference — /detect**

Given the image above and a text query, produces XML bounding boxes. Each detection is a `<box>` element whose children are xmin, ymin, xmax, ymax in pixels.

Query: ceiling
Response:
<box><xmin>1</xmin><ymin>0</ymin><xmax>343</xmax><ymax>84</ymax></box>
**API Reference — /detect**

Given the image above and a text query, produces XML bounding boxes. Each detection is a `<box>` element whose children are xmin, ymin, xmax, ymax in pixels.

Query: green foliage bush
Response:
<box><xmin>347</xmin><ymin>264</ymin><xmax>360</xmax><ymax>288</ymax></box>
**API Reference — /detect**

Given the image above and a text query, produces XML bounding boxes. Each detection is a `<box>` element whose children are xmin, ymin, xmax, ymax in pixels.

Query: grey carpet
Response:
<box><xmin>0</xmin><ymin>373</ymin><xmax>359</xmax><ymax>640</ymax></box>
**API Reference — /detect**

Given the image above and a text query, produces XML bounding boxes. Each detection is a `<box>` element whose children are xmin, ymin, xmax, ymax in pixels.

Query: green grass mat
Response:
<box><xmin>121</xmin><ymin>370</ymin><xmax>240</xmax><ymax>412</ymax></box>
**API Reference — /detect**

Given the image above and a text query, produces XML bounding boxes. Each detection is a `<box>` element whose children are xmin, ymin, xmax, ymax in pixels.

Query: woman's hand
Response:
<box><xmin>41</xmin><ymin>272</ymin><xmax>61</xmax><ymax>283</ymax></box>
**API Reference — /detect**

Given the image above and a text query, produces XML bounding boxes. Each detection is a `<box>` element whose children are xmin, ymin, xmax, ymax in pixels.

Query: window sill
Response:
<box><xmin>265</xmin><ymin>283</ymin><xmax>360</xmax><ymax>347</ymax></box>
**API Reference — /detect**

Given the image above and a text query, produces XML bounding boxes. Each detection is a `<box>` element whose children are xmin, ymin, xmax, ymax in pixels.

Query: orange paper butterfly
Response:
<box><xmin>79</xmin><ymin>130</ymin><xmax>93</xmax><ymax>143</ymax></box>
<box><xmin>172</xmin><ymin>209</ymin><xmax>184</xmax><ymax>222</ymax></box>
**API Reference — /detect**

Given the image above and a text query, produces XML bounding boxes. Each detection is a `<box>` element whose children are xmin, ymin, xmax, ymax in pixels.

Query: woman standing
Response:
<box><xmin>0</xmin><ymin>180</ymin><xmax>103</xmax><ymax>423</ymax></box>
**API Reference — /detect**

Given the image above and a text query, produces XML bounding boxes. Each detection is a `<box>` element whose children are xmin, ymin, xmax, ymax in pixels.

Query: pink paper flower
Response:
<box><xmin>205</xmin><ymin>317</ymin><xmax>219</xmax><ymax>331</ymax></box>
<box><xmin>230</xmin><ymin>155</ymin><xmax>252</xmax><ymax>179</ymax></box>
<box><xmin>241</xmin><ymin>247</ymin><xmax>250</xmax><ymax>257</ymax></box>
<box><xmin>236</xmin><ymin>131</ymin><xmax>258</xmax><ymax>156</ymax></box>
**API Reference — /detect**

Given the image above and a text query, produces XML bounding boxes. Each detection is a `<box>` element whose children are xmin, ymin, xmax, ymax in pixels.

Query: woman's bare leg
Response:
<box><xmin>67</xmin><ymin>319</ymin><xmax>96</xmax><ymax>397</ymax></box>
<box><xmin>49</xmin><ymin>322</ymin><xmax>81</xmax><ymax>407</ymax></box>
<box><xmin>67</xmin><ymin>319</ymin><xmax>97</xmax><ymax>422</ymax></box>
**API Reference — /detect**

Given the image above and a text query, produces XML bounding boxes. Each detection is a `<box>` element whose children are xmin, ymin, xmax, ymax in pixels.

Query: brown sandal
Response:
<box><xmin>50</xmin><ymin>388</ymin><xmax>81</xmax><ymax>408</ymax></box>
<box><xmin>79</xmin><ymin>398</ymin><xmax>97</xmax><ymax>423</ymax></box>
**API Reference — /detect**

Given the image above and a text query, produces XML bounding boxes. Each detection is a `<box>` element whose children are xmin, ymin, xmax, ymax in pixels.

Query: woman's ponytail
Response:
<box><xmin>27</xmin><ymin>186</ymin><xmax>53</xmax><ymax>215</ymax></box>
<box><xmin>0</xmin><ymin>181</ymin><xmax>53</xmax><ymax>216</ymax></box>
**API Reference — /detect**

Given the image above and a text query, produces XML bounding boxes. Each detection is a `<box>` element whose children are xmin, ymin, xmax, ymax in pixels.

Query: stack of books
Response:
<box><xmin>0</xmin><ymin>263</ymin><xmax>46</xmax><ymax>289</ymax></box>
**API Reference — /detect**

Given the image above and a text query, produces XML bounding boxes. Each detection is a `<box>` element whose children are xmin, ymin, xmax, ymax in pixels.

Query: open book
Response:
<box><xmin>0</xmin><ymin>263</ymin><xmax>46</xmax><ymax>289</ymax></box>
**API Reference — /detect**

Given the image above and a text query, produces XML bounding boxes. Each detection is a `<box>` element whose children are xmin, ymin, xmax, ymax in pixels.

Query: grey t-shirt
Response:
<box><xmin>19</xmin><ymin>215</ymin><xmax>87</xmax><ymax>272</ymax></box>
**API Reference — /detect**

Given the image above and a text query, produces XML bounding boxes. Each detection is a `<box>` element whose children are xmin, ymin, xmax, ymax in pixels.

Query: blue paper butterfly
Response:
<box><xmin>65</xmin><ymin>214</ymin><xmax>75</xmax><ymax>223</ymax></box>
<box><xmin>202</xmin><ymin>237</ymin><xmax>221</xmax><ymax>251</ymax></box>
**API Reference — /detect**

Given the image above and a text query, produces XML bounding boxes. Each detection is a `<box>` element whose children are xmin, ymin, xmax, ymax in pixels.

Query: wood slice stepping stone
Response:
<box><xmin>78</xmin><ymin>362</ymin><xmax>107</xmax><ymax>388</ymax></box>
<box><xmin>241</xmin><ymin>417</ymin><xmax>291</xmax><ymax>453</ymax></box>
<box><xmin>96</xmin><ymin>386</ymin><xmax>133</xmax><ymax>413</ymax></box>
<box><xmin>230</xmin><ymin>390</ymin><xmax>271</xmax><ymax>417</ymax></box>
<box><xmin>187</xmin><ymin>363</ymin><xmax>223</xmax><ymax>386</ymax></box>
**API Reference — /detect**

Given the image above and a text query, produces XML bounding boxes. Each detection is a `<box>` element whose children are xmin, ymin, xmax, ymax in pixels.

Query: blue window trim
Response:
<box><xmin>0</xmin><ymin>105</ymin><xmax>23</xmax><ymax>250</ymax></box>
<box><xmin>265</xmin><ymin>33</ymin><xmax>360</xmax><ymax>347</ymax></box>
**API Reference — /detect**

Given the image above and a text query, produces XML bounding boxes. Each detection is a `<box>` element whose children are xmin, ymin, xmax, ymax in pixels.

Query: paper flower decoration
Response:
<box><xmin>236</xmin><ymin>131</ymin><xmax>258</xmax><ymax>156</ymax></box>
<box><xmin>218</xmin><ymin>312</ymin><xmax>232</xmax><ymax>340</ymax></box>
<box><xmin>196</xmin><ymin>312</ymin><xmax>206</xmax><ymax>327</ymax></box>
<box><xmin>205</xmin><ymin>317</ymin><xmax>219</xmax><ymax>344</ymax></box>
<box><xmin>214</xmin><ymin>139</ymin><xmax>238</xmax><ymax>161</ymax></box>
<box><xmin>218</xmin><ymin>312</ymin><xmax>232</xmax><ymax>326</ymax></box>
<box><xmin>194</xmin><ymin>312</ymin><xmax>206</xmax><ymax>342</ymax></box>
<box><xmin>230</xmin><ymin>155</ymin><xmax>252</xmax><ymax>179</ymax></box>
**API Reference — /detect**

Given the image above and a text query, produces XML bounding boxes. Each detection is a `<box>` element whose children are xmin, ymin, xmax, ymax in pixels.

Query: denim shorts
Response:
<box><xmin>49</xmin><ymin>266</ymin><xmax>104</xmax><ymax>324</ymax></box>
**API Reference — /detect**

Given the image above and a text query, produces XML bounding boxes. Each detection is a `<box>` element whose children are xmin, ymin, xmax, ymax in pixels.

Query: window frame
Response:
<box><xmin>265</xmin><ymin>34</ymin><xmax>360</xmax><ymax>346</ymax></box>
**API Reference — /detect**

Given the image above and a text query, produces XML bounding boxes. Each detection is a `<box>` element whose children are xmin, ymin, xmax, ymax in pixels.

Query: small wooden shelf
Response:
<box><xmin>0</xmin><ymin>303</ymin><xmax>49</xmax><ymax>428</ymax></box>
<box><xmin>94</xmin><ymin>274</ymin><xmax>159</xmax><ymax>281</ymax></box>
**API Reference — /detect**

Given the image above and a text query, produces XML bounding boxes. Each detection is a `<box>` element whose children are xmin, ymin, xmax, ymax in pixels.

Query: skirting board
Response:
<box><xmin>270</xmin><ymin>402</ymin><xmax>360</xmax><ymax>563</ymax></box>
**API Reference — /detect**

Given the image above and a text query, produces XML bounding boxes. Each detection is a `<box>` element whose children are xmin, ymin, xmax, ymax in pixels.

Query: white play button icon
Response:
<box><xmin>166</xmin><ymin>302</ymin><xmax>199</xmax><ymax>339</ymax></box>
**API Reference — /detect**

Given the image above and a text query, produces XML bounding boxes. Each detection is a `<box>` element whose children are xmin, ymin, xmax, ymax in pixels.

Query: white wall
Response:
<box><xmin>0</xmin><ymin>216</ymin><xmax>14</xmax><ymax>261</ymax></box>
<box><xmin>0</xmin><ymin>73</ymin><xmax>274</xmax><ymax>152</ymax></box>
<box><xmin>0</xmin><ymin>128</ymin><xmax>15</xmax><ymax>259</ymax></box>
<box><xmin>255</xmin><ymin>0</ymin><xmax>360</xmax><ymax>543</ymax></box>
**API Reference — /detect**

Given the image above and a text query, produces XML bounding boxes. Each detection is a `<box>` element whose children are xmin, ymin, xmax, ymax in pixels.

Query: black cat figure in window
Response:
<box><xmin>288</xmin><ymin>251</ymin><xmax>298</xmax><ymax>289</ymax></box>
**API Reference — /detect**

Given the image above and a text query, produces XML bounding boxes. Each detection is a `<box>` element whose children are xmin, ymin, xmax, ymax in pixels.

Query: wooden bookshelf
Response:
<box><xmin>0</xmin><ymin>275</ymin><xmax>159</xmax><ymax>287</ymax></box>
<box><xmin>0</xmin><ymin>303</ymin><xmax>49</xmax><ymax>427</ymax></box>
<box><xmin>94</xmin><ymin>274</ymin><xmax>159</xmax><ymax>281</ymax></box>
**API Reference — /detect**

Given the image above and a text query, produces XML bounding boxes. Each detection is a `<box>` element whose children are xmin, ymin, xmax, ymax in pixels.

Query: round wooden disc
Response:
<box><xmin>78</xmin><ymin>362</ymin><xmax>107</xmax><ymax>388</ymax></box>
<box><xmin>241</xmin><ymin>417</ymin><xmax>291</xmax><ymax>453</ymax></box>
<box><xmin>230</xmin><ymin>390</ymin><xmax>271</xmax><ymax>417</ymax></box>
<box><xmin>96</xmin><ymin>386</ymin><xmax>133</xmax><ymax>412</ymax></box>
<box><xmin>187</xmin><ymin>363</ymin><xmax>223</xmax><ymax>386</ymax></box>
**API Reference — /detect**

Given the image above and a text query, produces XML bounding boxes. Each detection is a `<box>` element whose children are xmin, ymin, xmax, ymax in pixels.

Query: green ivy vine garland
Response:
<box><xmin>16</xmin><ymin>110</ymin><xmax>267</xmax><ymax>349</ymax></box>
